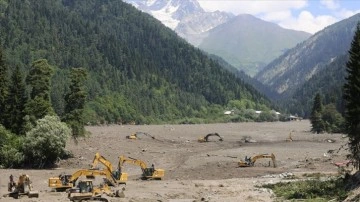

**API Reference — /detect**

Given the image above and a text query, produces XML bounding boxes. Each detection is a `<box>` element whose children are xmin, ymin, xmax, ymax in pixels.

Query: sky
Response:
<box><xmin>197</xmin><ymin>0</ymin><xmax>360</xmax><ymax>34</ymax></box>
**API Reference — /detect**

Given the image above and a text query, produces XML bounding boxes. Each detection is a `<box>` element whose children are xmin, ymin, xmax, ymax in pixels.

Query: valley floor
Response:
<box><xmin>0</xmin><ymin>120</ymin><xmax>350</xmax><ymax>201</ymax></box>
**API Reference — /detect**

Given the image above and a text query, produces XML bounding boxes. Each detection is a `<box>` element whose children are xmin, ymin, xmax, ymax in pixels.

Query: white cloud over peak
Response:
<box><xmin>197</xmin><ymin>0</ymin><xmax>360</xmax><ymax>34</ymax></box>
<box><xmin>279</xmin><ymin>11</ymin><xmax>337</xmax><ymax>33</ymax></box>
<box><xmin>197</xmin><ymin>0</ymin><xmax>307</xmax><ymax>15</ymax></box>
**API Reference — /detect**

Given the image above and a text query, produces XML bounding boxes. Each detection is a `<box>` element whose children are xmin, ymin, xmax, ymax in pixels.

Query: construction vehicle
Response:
<box><xmin>49</xmin><ymin>168</ymin><xmax>123</xmax><ymax>192</ymax></box>
<box><xmin>48</xmin><ymin>174</ymin><xmax>73</xmax><ymax>191</ymax></box>
<box><xmin>3</xmin><ymin>174</ymin><xmax>39</xmax><ymax>199</ymax></box>
<box><xmin>119</xmin><ymin>155</ymin><xmax>165</xmax><ymax>180</ymax></box>
<box><xmin>67</xmin><ymin>179</ymin><xmax>125</xmax><ymax>202</ymax></box>
<box><xmin>126</xmin><ymin>132</ymin><xmax>155</xmax><ymax>140</ymax></box>
<box><xmin>286</xmin><ymin>131</ymin><xmax>294</xmax><ymax>142</ymax></box>
<box><xmin>91</xmin><ymin>152</ymin><xmax>128</xmax><ymax>184</ymax></box>
<box><xmin>198</xmin><ymin>133</ymin><xmax>223</xmax><ymax>142</ymax></box>
<box><xmin>238</xmin><ymin>153</ymin><xmax>276</xmax><ymax>167</ymax></box>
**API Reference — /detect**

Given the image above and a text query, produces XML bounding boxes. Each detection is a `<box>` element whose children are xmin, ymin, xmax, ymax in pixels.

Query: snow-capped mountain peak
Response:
<box><xmin>125</xmin><ymin>0</ymin><xmax>205</xmax><ymax>29</ymax></box>
<box><xmin>124</xmin><ymin>0</ymin><xmax>231</xmax><ymax>44</ymax></box>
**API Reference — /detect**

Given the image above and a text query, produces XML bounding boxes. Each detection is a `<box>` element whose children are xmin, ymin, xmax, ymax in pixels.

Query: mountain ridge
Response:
<box><xmin>199</xmin><ymin>14</ymin><xmax>311</xmax><ymax>76</ymax></box>
<box><xmin>255</xmin><ymin>13</ymin><xmax>360</xmax><ymax>98</ymax></box>
<box><xmin>124</xmin><ymin>0</ymin><xmax>311</xmax><ymax>76</ymax></box>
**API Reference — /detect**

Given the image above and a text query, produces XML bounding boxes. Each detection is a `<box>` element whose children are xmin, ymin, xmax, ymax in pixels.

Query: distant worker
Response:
<box><xmin>8</xmin><ymin>174</ymin><xmax>16</xmax><ymax>192</ymax></box>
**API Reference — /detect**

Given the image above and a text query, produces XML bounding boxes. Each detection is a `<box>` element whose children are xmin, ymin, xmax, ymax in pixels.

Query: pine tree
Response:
<box><xmin>0</xmin><ymin>48</ymin><xmax>9</xmax><ymax>126</ymax></box>
<box><xmin>4</xmin><ymin>66</ymin><xmax>27</xmax><ymax>135</ymax></box>
<box><xmin>310</xmin><ymin>93</ymin><xmax>325</xmax><ymax>134</ymax></box>
<box><xmin>63</xmin><ymin>68</ymin><xmax>88</xmax><ymax>138</ymax></box>
<box><xmin>344</xmin><ymin>23</ymin><xmax>360</xmax><ymax>169</ymax></box>
<box><xmin>25</xmin><ymin>59</ymin><xmax>54</xmax><ymax>125</ymax></box>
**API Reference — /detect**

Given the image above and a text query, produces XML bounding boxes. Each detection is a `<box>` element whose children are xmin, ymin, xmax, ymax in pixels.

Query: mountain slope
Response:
<box><xmin>285</xmin><ymin>54</ymin><xmax>347</xmax><ymax>117</ymax></box>
<box><xmin>199</xmin><ymin>14</ymin><xmax>311</xmax><ymax>76</ymax></box>
<box><xmin>0</xmin><ymin>0</ymin><xmax>271</xmax><ymax>124</ymax></box>
<box><xmin>255</xmin><ymin>13</ymin><xmax>360</xmax><ymax>98</ymax></box>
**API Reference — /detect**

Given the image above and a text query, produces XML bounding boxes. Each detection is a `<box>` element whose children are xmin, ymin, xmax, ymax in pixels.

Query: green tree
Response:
<box><xmin>0</xmin><ymin>125</ymin><xmax>24</xmax><ymax>168</ymax></box>
<box><xmin>343</xmin><ymin>24</ymin><xmax>360</xmax><ymax>169</ymax></box>
<box><xmin>0</xmin><ymin>47</ymin><xmax>8</xmax><ymax>126</ymax></box>
<box><xmin>25</xmin><ymin>59</ymin><xmax>54</xmax><ymax>125</ymax></box>
<box><xmin>322</xmin><ymin>104</ymin><xmax>344</xmax><ymax>133</ymax></box>
<box><xmin>310</xmin><ymin>93</ymin><xmax>325</xmax><ymax>134</ymax></box>
<box><xmin>4</xmin><ymin>66</ymin><xmax>27</xmax><ymax>135</ymax></box>
<box><xmin>63</xmin><ymin>68</ymin><xmax>88</xmax><ymax>138</ymax></box>
<box><xmin>22</xmin><ymin>115</ymin><xmax>71</xmax><ymax>168</ymax></box>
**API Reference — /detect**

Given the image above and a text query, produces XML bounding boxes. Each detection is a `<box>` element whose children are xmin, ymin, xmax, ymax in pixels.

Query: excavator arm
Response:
<box><xmin>239</xmin><ymin>153</ymin><xmax>276</xmax><ymax>167</ymax></box>
<box><xmin>126</xmin><ymin>132</ymin><xmax>155</xmax><ymax>140</ymax></box>
<box><xmin>198</xmin><ymin>133</ymin><xmax>223</xmax><ymax>142</ymax></box>
<box><xmin>90</xmin><ymin>152</ymin><xmax>127</xmax><ymax>184</ymax></box>
<box><xmin>68</xmin><ymin>169</ymin><xmax>118</xmax><ymax>187</ymax></box>
<box><xmin>91</xmin><ymin>152</ymin><xmax>115</xmax><ymax>173</ymax></box>
<box><xmin>118</xmin><ymin>156</ymin><xmax>164</xmax><ymax>180</ymax></box>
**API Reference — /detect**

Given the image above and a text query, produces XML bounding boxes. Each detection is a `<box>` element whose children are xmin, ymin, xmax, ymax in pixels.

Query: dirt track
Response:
<box><xmin>0</xmin><ymin>120</ymin><xmax>350</xmax><ymax>201</ymax></box>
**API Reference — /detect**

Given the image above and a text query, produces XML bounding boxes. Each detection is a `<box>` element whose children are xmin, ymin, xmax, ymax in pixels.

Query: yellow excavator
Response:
<box><xmin>238</xmin><ymin>153</ymin><xmax>276</xmax><ymax>167</ymax></box>
<box><xmin>198</xmin><ymin>133</ymin><xmax>223</xmax><ymax>142</ymax></box>
<box><xmin>91</xmin><ymin>152</ymin><xmax>128</xmax><ymax>184</ymax></box>
<box><xmin>126</xmin><ymin>132</ymin><xmax>155</xmax><ymax>140</ymax></box>
<box><xmin>119</xmin><ymin>155</ymin><xmax>165</xmax><ymax>180</ymax></box>
<box><xmin>3</xmin><ymin>174</ymin><xmax>39</xmax><ymax>199</ymax></box>
<box><xmin>67</xmin><ymin>179</ymin><xmax>124</xmax><ymax>202</ymax></box>
<box><xmin>49</xmin><ymin>168</ymin><xmax>122</xmax><ymax>192</ymax></box>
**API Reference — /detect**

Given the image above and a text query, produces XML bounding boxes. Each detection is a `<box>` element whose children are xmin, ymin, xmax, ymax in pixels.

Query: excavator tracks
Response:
<box><xmin>78</xmin><ymin>197</ymin><xmax>109</xmax><ymax>202</ymax></box>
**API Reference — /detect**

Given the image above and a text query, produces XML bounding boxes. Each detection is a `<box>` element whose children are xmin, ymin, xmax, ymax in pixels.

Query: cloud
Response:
<box><xmin>335</xmin><ymin>8</ymin><xmax>360</xmax><ymax>19</ymax></box>
<box><xmin>261</xmin><ymin>11</ymin><xmax>292</xmax><ymax>22</ymax></box>
<box><xmin>196</xmin><ymin>0</ymin><xmax>360</xmax><ymax>34</ymax></box>
<box><xmin>197</xmin><ymin>0</ymin><xmax>308</xmax><ymax>15</ymax></box>
<box><xmin>278</xmin><ymin>11</ymin><xmax>337</xmax><ymax>34</ymax></box>
<box><xmin>320</xmin><ymin>0</ymin><xmax>340</xmax><ymax>10</ymax></box>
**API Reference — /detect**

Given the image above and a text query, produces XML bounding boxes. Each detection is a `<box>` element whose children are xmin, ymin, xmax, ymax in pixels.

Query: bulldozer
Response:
<box><xmin>238</xmin><ymin>153</ymin><xmax>276</xmax><ymax>167</ymax></box>
<box><xmin>3</xmin><ymin>174</ymin><xmax>39</xmax><ymax>199</ymax></box>
<box><xmin>126</xmin><ymin>132</ymin><xmax>155</xmax><ymax>140</ymax></box>
<box><xmin>198</xmin><ymin>133</ymin><xmax>223</xmax><ymax>142</ymax></box>
<box><xmin>119</xmin><ymin>155</ymin><xmax>165</xmax><ymax>180</ymax></box>
<box><xmin>91</xmin><ymin>152</ymin><xmax>128</xmax><ymax>184</ymax></box>
<box><xmin>67</xmin><ymin>179</ymin><xmax>124</xmax><ymax>202</ymax></box>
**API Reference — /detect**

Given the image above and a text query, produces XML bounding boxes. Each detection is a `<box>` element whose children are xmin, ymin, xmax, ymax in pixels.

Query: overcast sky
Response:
<box><xmin>197</xmin><ymin>0</ymin><xmax>360</xmax><ymax>34</ymax></box>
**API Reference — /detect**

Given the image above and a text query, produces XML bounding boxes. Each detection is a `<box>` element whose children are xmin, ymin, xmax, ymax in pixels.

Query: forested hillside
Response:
<box><xmin>284</xmin><ymin>55</ymin><xmax>347</xmax><ymax>118</ymax></box>
<box><xmin>0</xmin><ymin>0</ymin><xmax>270</xmax><ymax>124</ymax></box>
<box><xmin>255</xmin><ymin>13</ymin><xmax>360</xmax><ymax>98</ymax></box>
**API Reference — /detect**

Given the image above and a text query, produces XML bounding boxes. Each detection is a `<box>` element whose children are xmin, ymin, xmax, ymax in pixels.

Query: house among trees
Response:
<box><xmin>224</xmin><ymin>110</ymin><xmax>234</xmax><ymax>115</ymax></box>
<box><xmin>288</xmin><ymin>115</ymin><xmax>300</xmax><ymax>121</ymax></box>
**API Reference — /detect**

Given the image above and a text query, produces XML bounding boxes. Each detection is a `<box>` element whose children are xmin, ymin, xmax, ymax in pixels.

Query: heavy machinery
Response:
<box><xmin>49</xmin><ymin>169</ymin><xmax>122</xmax><ymax>192</ymax></box>
<box><xmin>3</xmin><ymin>174</ymin><xmax>39</xmax><ymax>199</ymax></box>
<box><xmin>198</xmin><ymin>133</ymin><xmax>223</xmax><ymax>142</ymax></box>
<box><xmin>119</xmin><ymin>155</ymin><xmax>165</xmax><ymax>180</ymax></box>
<box><xmin>238</xmin><ymin>153</ymin><xmax>276</xmax><ymax>167</ymax></box>
<box><xmin>91</xmin><ymin>152</ymin><xmax>128</xmax><ymax>184</ymax></box>
<box><xmin>126</xmin><ymin>132</ymin><xmax>155</xmax><ymax>140</ymax></box>
<box><xmin>67</xmin><ymin>180</ymin><xmax>124</xmax><ymax>202</ymax></box>
<box><xmin>48</xmin><ymin>174</ymin><xmax>73</xmax><ymax>191</ymax></box>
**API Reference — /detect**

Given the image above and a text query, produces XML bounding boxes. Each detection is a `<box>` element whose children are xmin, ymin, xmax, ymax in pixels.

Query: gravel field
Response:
<box><xmin>0</xmin><ymin>120</ymin><xmax>350</xmax><ymax>201</ymax></box>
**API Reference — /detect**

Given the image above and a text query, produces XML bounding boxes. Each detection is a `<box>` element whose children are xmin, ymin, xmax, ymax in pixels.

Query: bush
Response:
<box><xmin>22</xmin><ymin>115</ymin><xmax>71</xmax><ymax>168</ymax></box>
<box><xmin>256</xmin><ymin>111</ymin><xmax>278</xmax><ymax>122</ymax></box>
<box><xmin>1</xmin><ymin>144</ymin><xmax>24</xmax><ymax>168</ymax></box>
<box><xmin>322</xmin><ymin>104</ymin><xmax>345</xmax><ymax>133</ymax></box>
<box><xmin>0</xmin><ymin>125</ymin><xmax>24</xmax><ymax>168</ymax></box>
<box><xmin>263</xmin><ymin>177</ymin><xmax>348</xmax><ymax>201</ymax></box>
